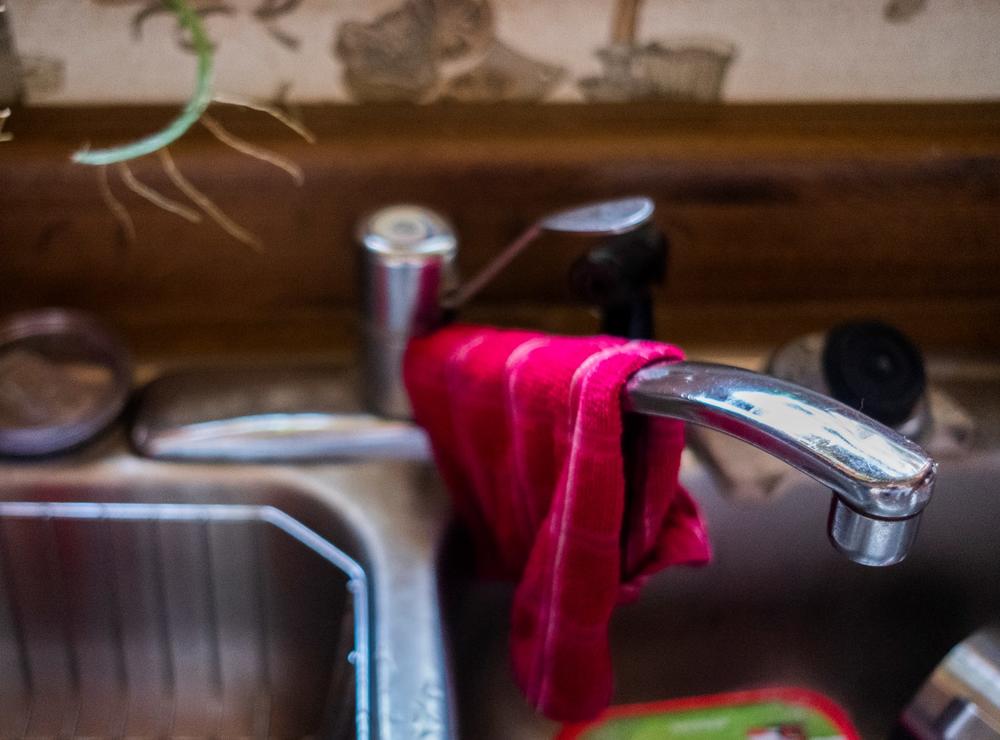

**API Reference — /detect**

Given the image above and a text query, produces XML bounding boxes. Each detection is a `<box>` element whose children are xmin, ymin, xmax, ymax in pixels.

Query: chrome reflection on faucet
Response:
<box><xmin>625</xmin><ymin>361</ymin><xmax>936</xmax><ymax>566</ymax></box>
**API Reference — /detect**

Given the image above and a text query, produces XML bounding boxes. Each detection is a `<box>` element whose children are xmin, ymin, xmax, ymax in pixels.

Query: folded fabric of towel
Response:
<box><xmin>404</xmin><ymin>324</ymin><xmax>711</xmax><ymax>721</ymax></box>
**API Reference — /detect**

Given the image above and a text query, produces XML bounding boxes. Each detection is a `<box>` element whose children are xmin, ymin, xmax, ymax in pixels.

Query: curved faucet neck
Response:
<box><xmin>624</xmin><ymin>360</ymin><xmax>937</xmax><ymax>566</ymax></box>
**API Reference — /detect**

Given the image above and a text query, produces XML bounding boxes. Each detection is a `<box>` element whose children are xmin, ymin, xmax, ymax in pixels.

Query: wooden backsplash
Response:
<box><xmin>2</xmin><ymin>103</ymin><xmax>999</xmax><ymax>356</ymax></box>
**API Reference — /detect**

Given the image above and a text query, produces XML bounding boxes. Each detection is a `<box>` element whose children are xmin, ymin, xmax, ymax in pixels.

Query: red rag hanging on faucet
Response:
<box><xmin>403</xmin><ymin>323</ymin><xmax>711</xmax><ymax>721</ymax></box>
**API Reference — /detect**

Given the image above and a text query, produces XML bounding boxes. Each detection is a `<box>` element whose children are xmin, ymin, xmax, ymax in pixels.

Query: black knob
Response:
<box><xmin>822</xmin><ymin>321</ymin><xmax>926</xmax><ymax>427</ymax></box>
<box><xmin>568</xmin><ymin>224</ymin><xmax>667</xmax><ymax>339</ymax></box>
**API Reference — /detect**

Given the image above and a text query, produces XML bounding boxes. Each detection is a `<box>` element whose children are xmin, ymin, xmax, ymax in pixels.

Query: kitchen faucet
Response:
<box><xmin>134</xmin><ymin>199</ymin><xmax>936</xmax><ymax>566</ymax></box>
<box><xmin>359</xmin><ymin>199</ymin><xmax>937</xmax><ymax>566</ymax></box>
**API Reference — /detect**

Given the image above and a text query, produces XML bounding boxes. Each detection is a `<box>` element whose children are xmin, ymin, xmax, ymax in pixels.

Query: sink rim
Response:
<box><xmin>0</xmin><ymin>444</ymin><xmax>454</xmax><ymax>740</ymax></box>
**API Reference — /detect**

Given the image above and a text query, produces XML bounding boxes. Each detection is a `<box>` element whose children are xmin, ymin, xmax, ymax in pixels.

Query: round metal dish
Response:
<box><xmin>0</xmin><ymin>308</ymin><xmax>132</xmax><ymax>456</ymax></box>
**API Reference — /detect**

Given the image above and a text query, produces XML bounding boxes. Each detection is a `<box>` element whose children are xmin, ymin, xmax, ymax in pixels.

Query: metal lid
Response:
<box><xmin>358</xmin><ymin>205</ymin><xmax>457</xmax><ymax>257</ymax></box>
<box><xmin>0</xmin><ymin>309</ymin><xmax>132</xmax><ymax>456</ymax></box>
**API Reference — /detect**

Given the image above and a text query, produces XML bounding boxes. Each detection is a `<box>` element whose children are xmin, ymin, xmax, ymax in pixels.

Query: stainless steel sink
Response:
<box><xmin>0</xmin><ymin>441</ymin><xmax>452</xmax><ymax>739</ymax></box>
<box><xmin>441</xmin><ymin>416</ymin><xmax>1000</xmax><ymax>738</ymax></box>
<box><xmin>2</xmin><ymin>356</ymin><xmax>995</xmax><ymax>739</ymax></box>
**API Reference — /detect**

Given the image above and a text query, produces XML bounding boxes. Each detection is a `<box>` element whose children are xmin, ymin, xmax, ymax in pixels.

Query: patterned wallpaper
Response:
<box><xmin>8</xmin><ymin>0</ymin><xmax>1000</xmax><ymax>104</ymax></box>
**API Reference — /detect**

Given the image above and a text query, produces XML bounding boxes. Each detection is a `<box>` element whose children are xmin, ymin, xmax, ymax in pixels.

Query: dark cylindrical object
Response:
<box><xmin>822</xmin><ymin>321</ymin><xmax>926</xmax><ymax>427</ymax></box>
<box><xmin>568</xmin><ymin>224</ymin><xmax>667</xmax><ymax>340</ymax></box>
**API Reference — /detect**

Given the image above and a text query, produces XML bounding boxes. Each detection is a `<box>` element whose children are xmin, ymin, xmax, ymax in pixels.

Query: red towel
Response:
<box><xmin>404</xmin><ymin>325</ymin><xmax>711</xmax><ymax>721</ymax></box>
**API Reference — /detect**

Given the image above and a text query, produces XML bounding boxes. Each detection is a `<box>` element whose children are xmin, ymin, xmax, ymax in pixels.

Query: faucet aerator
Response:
<box><xmin>828</xmin><ymin>496</ymin><xmax>922</xmax><ymax>567</ymax></box>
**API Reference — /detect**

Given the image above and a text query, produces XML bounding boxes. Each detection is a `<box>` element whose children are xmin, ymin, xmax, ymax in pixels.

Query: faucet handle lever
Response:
<box><xmin>442</xmin><ymin>196</ymin><xmax>656</xmax><ymax>312</ymax></box>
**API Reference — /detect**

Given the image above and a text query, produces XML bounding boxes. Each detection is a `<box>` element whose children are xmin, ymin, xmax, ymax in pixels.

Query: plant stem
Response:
<box><xmin>72</xmin><ymin>0</ymin><xmax>213</xmax><ymax>165</ymax></box>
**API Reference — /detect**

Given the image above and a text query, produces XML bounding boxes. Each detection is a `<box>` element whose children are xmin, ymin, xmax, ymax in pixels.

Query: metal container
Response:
<box><xmin>901</xmin><ymin>626</ymin><xmax>1000</xmax><ymax>739</ymax></box>
<box><xmin>0</xmin><ymin>309</ymin><xmax>132</xmax><ymax>456</ymax></box>
<box><xmin>358</xmin><ymin>205</ymin><xmax>457</xmax><ymax>419</ymax></box>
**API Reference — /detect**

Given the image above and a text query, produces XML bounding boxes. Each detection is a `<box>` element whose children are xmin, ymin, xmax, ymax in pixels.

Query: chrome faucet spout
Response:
<box><xmin>624</xmin><ymin>361</ymin><xmax>937</xmax><ymax>566</ymax></box>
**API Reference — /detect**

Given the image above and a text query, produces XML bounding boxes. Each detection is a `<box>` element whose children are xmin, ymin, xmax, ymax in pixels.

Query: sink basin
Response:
<box><xmin>0</xmin><ymin>446</ymin><xmax>452</xmax><ymax>739</ymax></box>
<box><xmin>441</xmin><ymin>442</ymin><xmax>1000</xmax><ymax>738</ymax></box>
<box><xmin>0</xmin><ymin>488</ymin><xmax>365</xmax><ymax>738</ymax></box>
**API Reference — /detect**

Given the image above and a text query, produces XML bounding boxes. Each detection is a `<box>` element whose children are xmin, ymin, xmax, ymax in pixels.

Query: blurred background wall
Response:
<box><xmin>10</xmin><ymin>0</ymin><xmax>1000</xmax><ymax>105</ymax></box>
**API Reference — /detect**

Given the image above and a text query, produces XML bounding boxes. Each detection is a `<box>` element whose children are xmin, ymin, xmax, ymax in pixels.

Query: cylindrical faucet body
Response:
<box><xmin>359</xmin><ymin>205</ymin><xmax>457</xmax><ymax>419</ymax></box>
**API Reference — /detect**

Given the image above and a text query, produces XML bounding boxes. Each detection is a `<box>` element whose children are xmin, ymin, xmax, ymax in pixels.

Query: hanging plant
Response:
<box><xmin>74</xmin><ymin>0</ymin><xmax>314</xmax><ymax>250</ymax></box>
